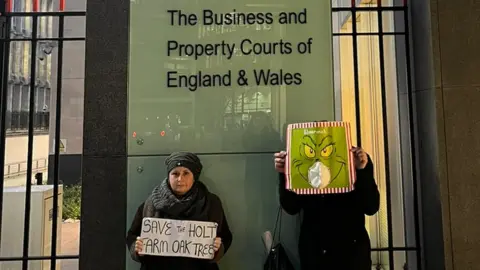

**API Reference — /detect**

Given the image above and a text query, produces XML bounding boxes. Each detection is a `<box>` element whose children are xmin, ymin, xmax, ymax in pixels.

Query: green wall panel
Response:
<box><xmin>126</xmin><ymin>155</ymin><xmax>301</xmax><ymax>270</ymax></box>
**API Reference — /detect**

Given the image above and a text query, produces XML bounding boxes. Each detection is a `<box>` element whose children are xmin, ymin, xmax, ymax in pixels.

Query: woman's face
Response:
<box><xmin>168</xmin><ymin>166</ymin><xmax>194</xmax><ymax>196</ymax></box>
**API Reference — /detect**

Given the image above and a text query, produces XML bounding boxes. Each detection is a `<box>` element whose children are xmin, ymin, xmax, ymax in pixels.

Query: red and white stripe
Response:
<box><xmin>285</xmin><ymin>124</ymin><xmax>292</xmax><ymax>190</ymax></box>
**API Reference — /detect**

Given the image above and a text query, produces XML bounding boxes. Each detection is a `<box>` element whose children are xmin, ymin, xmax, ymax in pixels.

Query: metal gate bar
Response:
<box><xmin>0</xmin><ymin>9</ymin><xmax>85</xmax><ymax>268</ymax></box>
<box><xmin>403</xmin><ymin>3</ymin><xmax>423</xmax><ymax>269</ymax></box>
<box><xmin>349</xmin><ymin>0</ymin><xmax>363</xmax><ymax>147</ymax></box>
<box><xmin>376</xmin><ymin>2</ymin><xmax>395</xmax><ymax>269</ymax></box>
<box><xmin>21</xmin><ymin>12</ymin><xmax>39</xmax><ymax>270</ymax></box>
<box><xmin>332</xmin><ymin>2</ymin><xmax>421</xmax><ymax>269</ymax></box>
<box><xmin>50</xmin><ymin>13</ymin><xmax>65</xmax><ymax>270</ymax></box>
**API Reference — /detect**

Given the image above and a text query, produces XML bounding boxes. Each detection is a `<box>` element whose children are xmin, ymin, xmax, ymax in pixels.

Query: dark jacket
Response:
<box><xmin>279</xmin><ymin>156</ymin><xmax>380</xmax><ymax>270</ymax></box>
<box><xmin>126</xmin><ymin>193</ymin><xmax>233</xmax><ymax>270</ymax></box>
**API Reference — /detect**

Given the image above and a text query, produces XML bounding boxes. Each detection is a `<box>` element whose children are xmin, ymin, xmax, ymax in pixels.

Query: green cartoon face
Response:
<box><xmin>290</xmin><ymin>128</ymin><xmax>349</xmax><ymax>189</ymax></box>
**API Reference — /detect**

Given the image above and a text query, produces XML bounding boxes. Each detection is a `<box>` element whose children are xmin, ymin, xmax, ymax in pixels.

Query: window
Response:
<box><xmin>45</xmin><ymin>87</ymin><xmax>51</xmax><ymax>111</ymax></box>
<box><xmin>11</xmin><ymin>85</ymin><xmax>22</xmax><ymax>112</ymax></box>
<box><xmin>5</xmin><ymin>85</ymin><xmax>14</xmax><ymax>131</ymax></box>
<box><xmin>20</xmin><ymin>85</ymin><xmax>30</xmax><ymax>111</ymax></box>
<box><xmin>35</xmin><ymin>87</ymin><xmax>45</xmax><ymax>111</ymax></box>
<box><xmin>5</xmin><ymin>0</ymin><xmax>52</xmax><ymax>135</ymax></box>
<box><xmin>6</xmin><ymin>84</ymin><xmax>50</xmax><ymax>133</ymax></box>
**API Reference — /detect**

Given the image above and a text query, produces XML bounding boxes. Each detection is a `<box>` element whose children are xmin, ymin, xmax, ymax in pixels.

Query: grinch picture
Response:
<box><xmin>285</xmin><ymin>122</ymin><xmax>355</xmax><ymax>194</ymax></box>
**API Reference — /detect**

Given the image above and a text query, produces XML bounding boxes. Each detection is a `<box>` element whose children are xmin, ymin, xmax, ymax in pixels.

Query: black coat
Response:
<box><xmin>279</xmin><ymin>156</ymin><xmax>380</xmax><ymax>270</ymax></box>
<box><xmin>126</xmin><ymin>193</ymin><xmax>233</xmax><ymax>270</ymax></box>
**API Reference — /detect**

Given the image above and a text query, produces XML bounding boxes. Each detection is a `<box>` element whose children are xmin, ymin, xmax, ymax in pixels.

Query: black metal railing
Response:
<box><xmin>3</xmin><ymin>157</ymin><xmax>48</xmax><ymax>178</ymax></box>
<box><xmin>332</xmin><ymin>1</ymin><xmax>421</xmax><ymax>270</ymax></box>
<box><xmin>0</xmin><ymin>8</ymin><xmax>85</xmax><ymax>270</ymax></box>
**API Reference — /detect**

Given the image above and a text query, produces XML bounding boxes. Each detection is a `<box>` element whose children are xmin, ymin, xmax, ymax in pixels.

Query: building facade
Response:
<box><xmin>0</xmin><ymin>0</ymin><xmax>479</xmax><ymax>269</ymax></box>
<box><xmin>2</xmin><ymin>0</ymin><xmax>53</xmax><ymax>186</ymax></box>
<box><xmin>46</xmin><ymin>0</ymin><xmax>85</xmax><ymax>185</ymax></box>
<box><xmin>6</xmin><ymin>0</ymin><xmax>52</xmax><ymax>134</ymax></box>
<box><xmin>72</xmin><ymin>0</ymin><xmax>480</xmax><ymax>269</ymax></box>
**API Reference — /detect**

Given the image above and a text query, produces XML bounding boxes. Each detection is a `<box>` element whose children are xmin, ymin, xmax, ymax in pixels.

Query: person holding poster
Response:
<box><xmin>274</xmin><ymin>146</ymin><xmax>380</xmax><ymax>270</ymax></box>
<box><xmin>126</xmin><ymin>152</ymin><xmax>232</xmax><ymax>270</ymax></box>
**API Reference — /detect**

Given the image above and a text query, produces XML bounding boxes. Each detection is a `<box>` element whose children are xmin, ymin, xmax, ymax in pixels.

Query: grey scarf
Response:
<box><xmin>143</xmin><ymin>178</ymin><xmax>210</xmax><ymax>221</ymax></box>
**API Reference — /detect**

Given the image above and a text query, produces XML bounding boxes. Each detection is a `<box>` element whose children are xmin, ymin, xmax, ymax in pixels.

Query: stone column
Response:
<box><xmin>411</xmin><ymin>1</ymin><xmax>480</xmax><ymax>269</ymax></box>
<box><xmin>79</xmin><ymin>0</ymin><xmax>129</xmax><ymax>268</ymax></box>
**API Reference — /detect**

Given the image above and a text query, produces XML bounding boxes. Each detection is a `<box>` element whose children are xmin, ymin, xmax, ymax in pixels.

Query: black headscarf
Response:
<box><xmin>143</xmin><ymin>152</ymin><xmax>210</xmax><ymax>221</ymax></box>
<box><xmin>165</xmin><ymin>151</ymin><xmax>203</xmax><ymax>181</ymax></box>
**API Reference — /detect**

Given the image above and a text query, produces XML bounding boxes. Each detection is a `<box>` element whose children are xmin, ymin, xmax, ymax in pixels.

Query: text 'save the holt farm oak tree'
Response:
<box><xmin>140</xmin><ymin>218</ymin><xmax>218</xmax><ymax>260</ymax></box>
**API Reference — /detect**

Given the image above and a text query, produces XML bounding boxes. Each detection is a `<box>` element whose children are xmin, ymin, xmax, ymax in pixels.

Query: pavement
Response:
<box><xmin>60</xmin><ymin>221</ymin><xmax>80</xmax><ymax>269</ymax></box>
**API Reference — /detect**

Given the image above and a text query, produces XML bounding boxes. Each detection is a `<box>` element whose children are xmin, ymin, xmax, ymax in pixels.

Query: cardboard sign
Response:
<box><xmin>285</xmin><ymin>121</ymin><xmax>356</xmax><ymax>194</ymax></box>
<box><xmin>139</xmin><ymin>218</ymin><xmax>217</xmax><ymax>260</ymax></box>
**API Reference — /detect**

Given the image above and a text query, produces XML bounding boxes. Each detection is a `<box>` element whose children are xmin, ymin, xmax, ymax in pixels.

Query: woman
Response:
<box><xmin>126</xmin><ymin>152</ymin><xmax>233</xmax><ymax>270</ymax></box>
<box><xmin>274</xmin><ymin>147</ymin><xmax>380</xmax><ymax>270</ymax></box>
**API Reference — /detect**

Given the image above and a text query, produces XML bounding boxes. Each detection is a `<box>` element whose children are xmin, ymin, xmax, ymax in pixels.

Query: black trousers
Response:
<box><xmin>299</xmin><ymin>238</ymin><xmax>372</xmax><ymax>270</ymax></box>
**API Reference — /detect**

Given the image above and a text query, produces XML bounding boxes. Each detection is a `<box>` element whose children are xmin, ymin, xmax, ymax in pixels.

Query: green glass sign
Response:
<box><xmin>128</xmin><ymin>0</ymin><xmax>334</xmax><ymax>155</ymax></box>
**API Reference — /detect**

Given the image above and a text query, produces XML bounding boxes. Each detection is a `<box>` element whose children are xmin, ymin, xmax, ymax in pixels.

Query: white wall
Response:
<box><xmin>5</xmin><ymin>135</ymin><xmax>49</xmax><ymax>165</ymax></box>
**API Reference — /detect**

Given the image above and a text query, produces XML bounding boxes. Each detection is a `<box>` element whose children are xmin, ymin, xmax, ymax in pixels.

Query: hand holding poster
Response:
<box><xmin>285</xmin><ymin>121</ymin><xmax>356</xmax><ymax>195</ymax></box>
<box><xmin>139</xmin><ymin>218</ymin><xmax>218</xmax><ymax>260</ymax></box>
